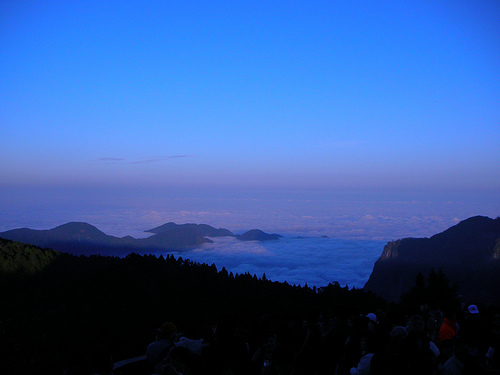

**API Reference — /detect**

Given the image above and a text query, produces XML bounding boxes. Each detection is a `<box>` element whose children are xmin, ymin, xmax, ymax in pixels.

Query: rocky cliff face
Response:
<box><xmin>363</xmin><ymin>216</ymin><xmax>500</xmax><ymax>304</ymax></box>
<box><xmin>379</xmin><ymin>240</ymin><xmax>401</xmax><ymax>260</ymax></box>
<box><xmin>492</xmin><ymin>239</ymin><xmax>500</xmax><ymax>260</ymax></box>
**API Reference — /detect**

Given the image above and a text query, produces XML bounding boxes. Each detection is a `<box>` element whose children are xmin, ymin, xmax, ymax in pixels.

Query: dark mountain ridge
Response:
<box><xmin>363</xmin><ymin>216</ymin><xmax>500</xmax><ymax>304</ymax></box>
<box><xmin>0</xmin><ymin>222</ymin><xmax>213</xmax><ymax>255</ymax></box>
<box><xmin>0</xmin><ymin>222</ymin><xmax>283</xmax><ymax>256</ymax></box>
<box><xmin>236</xmin><ymin>229</ymin><xmax>283</xmax><ymax>241</ymax></box>
<box><xmin>1</xmin><ymin>222</ymin><xmax>108</xmax><ymax>243</ymax></box>
<box><xmin>146</xmin><ymin>222</ymin><xmax>235</xmax><ymax>237</ymax></box>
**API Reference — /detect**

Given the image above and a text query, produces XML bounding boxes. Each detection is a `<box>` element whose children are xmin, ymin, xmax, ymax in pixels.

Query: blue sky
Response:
<box><xmin>1</xmin><ymin>0</ymin><xmax>499</xmax><ymax>193</ymax></box>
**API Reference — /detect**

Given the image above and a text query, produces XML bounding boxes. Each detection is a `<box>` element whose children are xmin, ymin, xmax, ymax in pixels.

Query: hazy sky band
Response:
<box><xmin>1</xmin><ymin>186</ymin><xmax>497</xmax><ymax>241</ymax></box>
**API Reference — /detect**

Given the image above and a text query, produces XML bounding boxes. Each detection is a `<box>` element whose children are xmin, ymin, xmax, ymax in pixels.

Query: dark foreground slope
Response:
<box><xmin>0</xmin><ymin>237</ymin><xmax>383</xmax><ymax>374</ymax></box>
<box><xmin>364</xmin><ymin>216</ymin><xmax>500</xmax><ymax>303</ymax></box>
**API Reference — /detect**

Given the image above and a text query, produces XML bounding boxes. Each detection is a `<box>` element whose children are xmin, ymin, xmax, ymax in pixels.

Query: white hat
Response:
<box><xmin>468</xmin><ymin>305</ymin><xmax>479</xmax><ymax>314</ymax></box>
<box><xmin>366</xmin><ymin>313</ymin><xmax>377</xmax><ymax>322</ymax></box>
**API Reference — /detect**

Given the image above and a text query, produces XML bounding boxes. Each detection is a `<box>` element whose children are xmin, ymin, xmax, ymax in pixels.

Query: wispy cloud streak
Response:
<box><xmin>97</xmin><ymin>157</ymin><xmax>125</xmax><ymax>162</ymax></box>
<box><xmin>94</xmin><ymin>155</ymin><xmax>191</xmax><ymax>164</ymax></box>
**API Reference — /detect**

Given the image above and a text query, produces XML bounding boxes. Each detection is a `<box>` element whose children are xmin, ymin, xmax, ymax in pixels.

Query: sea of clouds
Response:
<box><xmin>174</xmin><ymin>237</ymin><xmax>386</xmax><ymax>288</ymax></box>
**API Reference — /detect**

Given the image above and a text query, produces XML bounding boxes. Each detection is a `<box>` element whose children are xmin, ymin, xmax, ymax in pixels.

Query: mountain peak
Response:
<box><xmin>237</xmin><ymin>229</ymin><xmax>282</xmax><ymax>242</ymax></box>
<box><xmin>145</xmin><ymin>222</ymin><xmax>234</xmax><ymax>237</ymax></box>
<box><xmin>52</xmin><ymin>221</ymin><xmax>103</xmax><ymax>232</ymax></box>
<box><xmin>49</xmin><ymin>222</ymin><xmax>110</xmax><ymax>240</ymax></box>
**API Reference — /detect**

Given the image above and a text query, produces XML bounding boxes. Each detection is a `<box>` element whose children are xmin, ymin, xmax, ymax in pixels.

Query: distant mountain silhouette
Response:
<box><xmin>0</xmin><ymin>222</ymin><xmax>213</xmax><ymax>255</ymax></box>
<box><xmin>0</xmin><ymin>222</ymin><xmax>283</xmax><ymax>256</ymax></box>
<box><xmin>237</xmin><ymin>229</ymin><xmax>283</xmax><ymax>241</ymax></box>
<box><xmin>145</xmin><ymin>222</ymin><xmax>235</xmax><ymax>237</ymax></box>
<box><xmin>363</xmin><ymin>216</ymin><xmax>500</xmax><ymax>304</ymax></box>
<box><xmin>0</xmin><ymin>222</ymin><xmax>128</xmax><ymax>255</ymax></box>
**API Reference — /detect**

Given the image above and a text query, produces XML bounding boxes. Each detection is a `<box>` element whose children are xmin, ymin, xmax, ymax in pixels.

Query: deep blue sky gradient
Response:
<box><xmin>2</xmin><ymin>0</ymin><xmax>499</xmax><ymax>193</ymax></box>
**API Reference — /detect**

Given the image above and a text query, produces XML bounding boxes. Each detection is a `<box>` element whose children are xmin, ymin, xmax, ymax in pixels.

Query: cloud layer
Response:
<box><xmin>168</xmin><ymin>237</ymin><xmax>385</xmax><ymax>288</ymax></box>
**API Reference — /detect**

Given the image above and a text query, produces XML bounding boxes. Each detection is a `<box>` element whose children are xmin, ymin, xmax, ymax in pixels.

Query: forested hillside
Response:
<box><xmin>0</xmin><ymin>237</ymin><xmax>60</xmax><ymax>273</ymax></box>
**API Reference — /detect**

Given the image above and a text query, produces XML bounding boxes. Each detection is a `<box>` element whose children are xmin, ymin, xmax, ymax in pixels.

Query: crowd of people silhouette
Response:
<box><xmin>106</xmin><ymin>302</ymin><xmax>500</xmax><ymax>375</ymax></box>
